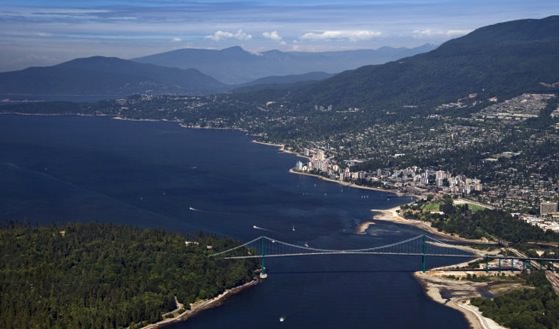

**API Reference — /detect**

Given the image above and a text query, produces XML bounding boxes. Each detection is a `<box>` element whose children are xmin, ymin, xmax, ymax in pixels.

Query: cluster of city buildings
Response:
<box><xmin>295</xmin><ymin>148</ymin><xmax>559</xmax><ymax>233</ymax></box>
<box><xmin>294</xmin><ymin>148</ymin><xmax>483</xmax><ymax>196</ymax></box>
<box><xmin>519</xmin><ymin>201</ymin><xmax>559</xmax><ymax>232</ymax></box>
<box><xmin>475</xmin><ymin>93</ymin><xmax>556</xmax><ymax>122</ymax></box>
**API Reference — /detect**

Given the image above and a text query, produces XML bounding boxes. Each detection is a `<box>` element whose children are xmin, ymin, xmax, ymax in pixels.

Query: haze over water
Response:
<box><xmin>0</xmin><ymin>115</ymin><xmax>469</xmax><ymax>329</ymax></box>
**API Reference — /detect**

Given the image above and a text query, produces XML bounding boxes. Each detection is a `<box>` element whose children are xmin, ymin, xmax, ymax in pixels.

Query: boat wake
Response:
<box><xmin>252</xmin><ymin>225</ymin><xmax>275</xmax><ymax>233</ymax></box>
<box><xmin>188</xmin><ymin>206</ymin><xmax>211</xmax><ymax>213</ymax></box>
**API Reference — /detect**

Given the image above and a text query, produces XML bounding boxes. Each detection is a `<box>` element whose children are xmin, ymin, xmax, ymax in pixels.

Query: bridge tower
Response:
<box><xmin>421</xmin><ymin>235</ymin><xmax>427</xmax><ymax>273</ymax></box>
<box><xmin>498</xmin><ymin>257</ymin><xmax>501</xmax><ymax>273</ymax></box>
<box><xmin>259</xmin><ymin>238</ymin><xmax>268</xmax><ymax>279</ymax></box>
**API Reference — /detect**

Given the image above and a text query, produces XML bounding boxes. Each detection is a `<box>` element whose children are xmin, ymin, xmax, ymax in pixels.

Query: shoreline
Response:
<box><xmin>252</xmin><ymin>140</ymin><xmax>308</xmax><ymax>159</ymax></box>
<box><xmin>289</xmin><ymin>168</ymin><xmax>406</xmax><ymax>196</ymax></box>
<box><xmin>360</xmin><ymin>205</ymin><xmax>507</xmax><ymax>329</ymax></box>
<box><xmin>140</xmin><ymin>279</ymin><xmax>260</xmax><ymax>329</ymax></box>
<box><xmin>414</xmin><ymin>271</ymin><xmax>508</xmax><ymax>329</ymax></box>
<box><xmin>362</xmin><ymin>206</ymin><xmax>495</xmax><ymax>245</ymax></box>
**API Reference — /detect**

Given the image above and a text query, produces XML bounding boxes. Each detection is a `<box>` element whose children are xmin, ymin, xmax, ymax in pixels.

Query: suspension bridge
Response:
<box><xmin>210</xmin><ymin>234</ymin><xmax>559</xmax><ymax>277</ymax></box>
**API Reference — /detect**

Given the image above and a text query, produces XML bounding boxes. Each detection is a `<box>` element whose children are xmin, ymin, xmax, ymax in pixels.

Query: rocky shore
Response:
<box><xmin>140</xmin><ymin>279</ymin><xmax>260</xmax><ymax>329</ymax></box>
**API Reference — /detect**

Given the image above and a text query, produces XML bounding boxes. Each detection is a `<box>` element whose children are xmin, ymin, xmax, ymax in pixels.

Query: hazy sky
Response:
<box><xmin>1</xmin><ymin>0</ymin><xmax>557</xmax><ymax>71</ymax></box>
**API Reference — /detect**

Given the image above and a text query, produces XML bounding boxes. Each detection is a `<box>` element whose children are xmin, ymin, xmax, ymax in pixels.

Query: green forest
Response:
<box><xmin>0</xmin><ymin>223</ymin><xmax>257</xmax><ymax>329</ymax></box>
<box><xmin>402</xmin><ymin>197</ymin><xmax>559</xmax><ymax>245</ymax></box>
<box><xmin>472</xmin><ymin>272</ymin><xmax>559</xmax><ymax>329</ymax></box>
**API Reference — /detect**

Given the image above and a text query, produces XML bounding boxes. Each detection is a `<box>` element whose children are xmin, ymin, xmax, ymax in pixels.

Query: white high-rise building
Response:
<box><xmin>540</xmin><ymin>201</ymin><xmax>558</xmax><ymax>216</ymax></box>
<box><xmin>473</xmin><ymin>179</ymin><xmax>482</xmax><ymax>192</ymax></box>
<box><xmin>421</xmin><ymin>172</ymin><xmax>429</xmax><ymax>185</ymax></box>
<box><xmin>435</xmin><ymin>170</ymin><xmax>447</xmax><ymax>187</ymax></box>
<box><xmin>316</xmin><ymin>150</ymin><xmax>326</xmax><ymax>161</ymax></box>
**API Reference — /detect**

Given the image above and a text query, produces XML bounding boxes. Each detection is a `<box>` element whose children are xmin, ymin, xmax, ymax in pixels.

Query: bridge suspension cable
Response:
<box><xmin>209</xmin><ymin>234</ymin><xmax>472</xmax><ymax>259</ymax></box>
<box><xmin>210</xmin><ymin>234</ymin><xmax>559</xmax><ymax>274</ymax></box>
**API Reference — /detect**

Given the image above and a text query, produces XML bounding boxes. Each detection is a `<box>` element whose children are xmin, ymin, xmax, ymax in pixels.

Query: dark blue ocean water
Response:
<box><xmin>0</xmin><ymin>115</ymin><xmax>469</xmax><ymax>329</ymax></box>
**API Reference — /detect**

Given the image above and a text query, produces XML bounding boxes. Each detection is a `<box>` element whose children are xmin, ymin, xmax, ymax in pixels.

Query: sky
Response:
<box><xmin>0</xmin><ymin>0</ymin><xmax>557</xmax><ymax>71</ymax></box>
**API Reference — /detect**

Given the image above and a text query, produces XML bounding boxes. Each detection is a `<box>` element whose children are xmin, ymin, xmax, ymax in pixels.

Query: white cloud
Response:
<box><xmin>262</xmin><ymin>30</ymin><xmax>286</xmax><ymax>45</ymax></box>
<box><xmin>262</xmin><ymin>30</ymin><xmax>282</xmax><ymax>41</ymax></box>
<box><xmin>171</xmin><ymin>37</ymin><xmax>182</xmax><ymax>42</ymax></box>
<box><xmin>206</xmin><ymin>29</ymin><xmax>252</xmax><ymax>41</ymax></box>
<box><xmin>413</xmin><ymin>29</ymin><xmax>471</xmax><ymax>37</ymax></box>
<box><xmin>447</xmin><ymin>29</ymin><xmax>471</xmax><ymax>36</ymax></box>
<box><xmin>300</xmin><ymin>30</ymin><xmax>382</xmax><ymax>42</ymax></box>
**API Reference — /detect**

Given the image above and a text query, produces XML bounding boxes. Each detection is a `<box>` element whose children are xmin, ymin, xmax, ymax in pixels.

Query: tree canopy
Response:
<box><xmin>0</xmin><ymin>223</ymin><xmax>257</xmax><ymax>329</ymax></box>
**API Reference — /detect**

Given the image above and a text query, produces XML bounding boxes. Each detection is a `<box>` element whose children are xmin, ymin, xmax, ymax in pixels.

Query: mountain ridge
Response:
<box><xmin>133</xmin><ymin>44</ymin><xmax>436</xmax><ymax>84</ymax></box>
<box><xmin>286</xmin><ymin>15</ymin><xmax>559</xmax><ymax>112</ymax></box>
<box><xmin>0</xmin><ymin>56</ymin><xmax>228</xmax><ymax>101</ymax></box>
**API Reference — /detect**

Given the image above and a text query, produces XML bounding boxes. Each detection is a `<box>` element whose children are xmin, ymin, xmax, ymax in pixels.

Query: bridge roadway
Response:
<box><xmin>210</xmin><ymin>234</ymin><xmax>559</xmax><ymax>273</ymax></box>
<box><xmin>222</xmin><ymin>252</ymin><xmax>559</xmax><ymax>263</ymax></box>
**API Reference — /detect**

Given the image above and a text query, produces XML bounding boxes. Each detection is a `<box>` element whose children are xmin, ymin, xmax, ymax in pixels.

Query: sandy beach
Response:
<box><xmin>361</xmin><ymin>206</ymin><xmax>495</xmax><ymax>245</ymax></box>
<box><xmin>360</xmin><ymin>205</ymin><xmax>511</xmax><ymax>329</ymax></box>
<box><xmin>415</xmin><ymin>272</ymin><xmax>510</xmax><ymax>329</ymax></box>
<box><xmin>140</xmin><ymin>279</ymin><xmax>260</xmax><ymax>329</ymax></box>
<box><xmin>252</xmin><ymin>140</ymin><xmax>306</xmax><ymax>158</ymax></box>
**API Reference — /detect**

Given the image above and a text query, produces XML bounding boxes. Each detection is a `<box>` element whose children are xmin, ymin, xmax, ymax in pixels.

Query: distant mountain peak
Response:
<box><xmin>0</xmin><ymin>56</ymin><xmax>228</xmax><ymax>101</ymax></box>
<box><xmin>134</xmin><ymin>44</ymin><xmax>435</xmax><ymax>84</ymax></box>
<box><xmin>61</xmin><ymin>56</ymin><xmax>126</xmax><ymax>65</ymax></box>
<box><xmin>222</xmin><ymin>46</ymin><xmax>247</xmax><ymax>53</ymax></box>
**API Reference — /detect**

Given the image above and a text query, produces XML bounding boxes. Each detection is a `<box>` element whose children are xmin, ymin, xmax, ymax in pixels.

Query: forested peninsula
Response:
<box><xmin>0</xmin><ymin>223</ymin><xmax>257</xmax><ymax>329</ymax></box>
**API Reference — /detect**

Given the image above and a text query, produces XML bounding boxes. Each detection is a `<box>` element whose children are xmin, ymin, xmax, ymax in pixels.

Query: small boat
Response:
<box><xmin>292</xmin><ymin>225</ymin><xmax>296</xmax><ymax>232</ymax></box>
<box><xmin>279</xmin><ymin>316</ymin><xmax>285</xmax><ymax>322</ymax></box>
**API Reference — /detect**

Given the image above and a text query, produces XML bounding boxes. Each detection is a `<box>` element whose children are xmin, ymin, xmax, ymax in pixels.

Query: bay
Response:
<box><xmin>0</xmin><ymin>115</ymin><xmax>469</xmax><ymax>329</ymax></box>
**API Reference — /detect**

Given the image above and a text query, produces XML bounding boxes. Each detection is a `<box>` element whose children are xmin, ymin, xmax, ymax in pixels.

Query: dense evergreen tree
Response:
<box><xmin>422</xmin><ymin>205</ymin><xmax>559</xmax><ymax>244</ymax></box>
<box><xmin>472</xmin><ymin>272</ymin><xmax>559</xmax><ymax>329</ymax></box>
<box><xmin>0</xmin><ymin>223</ymin><xmax>257</xmax><ymax>329</ymax></box>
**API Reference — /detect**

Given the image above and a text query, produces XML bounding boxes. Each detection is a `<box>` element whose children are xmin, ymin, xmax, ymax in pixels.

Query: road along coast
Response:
<box><xmin>289</xmin><ymin>168</ymin><xmax>406</xmax><ymax>195</ymax></box>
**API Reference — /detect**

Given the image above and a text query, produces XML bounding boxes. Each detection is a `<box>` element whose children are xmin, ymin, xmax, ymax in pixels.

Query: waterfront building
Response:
<box><xmin>316</xmin><ymin>150</ymin><xmax>326</xmax><ymax>161</ymax></box>
<box><xmin>319</xmin><ymin>160</ymin><xmax>329</xmax><ymax>172</ymax></box>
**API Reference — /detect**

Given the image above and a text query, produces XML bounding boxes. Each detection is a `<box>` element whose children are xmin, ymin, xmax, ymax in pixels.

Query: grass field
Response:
<box><xmin>422</xmin><ymin>202</ymin><xmax>441</xmax><ymax>213</ymax></box>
